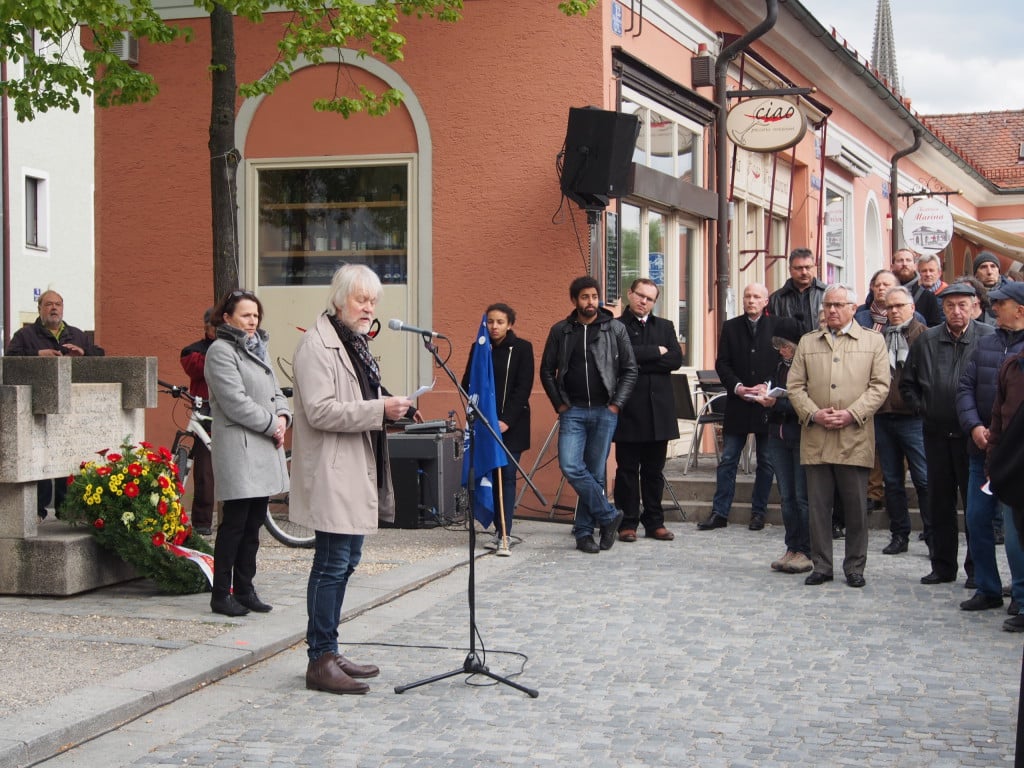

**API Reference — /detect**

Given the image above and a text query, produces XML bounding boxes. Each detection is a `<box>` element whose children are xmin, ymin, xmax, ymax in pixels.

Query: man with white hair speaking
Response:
<box><xmin>788</xmin><ymin>284</ymin><xmax>890</xmax><ymax>588</ymax></box>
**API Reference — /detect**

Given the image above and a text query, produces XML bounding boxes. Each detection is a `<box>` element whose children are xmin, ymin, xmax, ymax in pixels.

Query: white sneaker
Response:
<box><xmin>484</xmin><ymin>533</ymin><xmax>499</xmax><ymax>550</ymax></box>
<box><xmin>496</xmin><ymin>537</ymin><xmax>511</xmax><ymax>557</ymax></box>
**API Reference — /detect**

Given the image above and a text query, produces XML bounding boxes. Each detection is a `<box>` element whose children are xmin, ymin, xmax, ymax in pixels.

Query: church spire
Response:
<box><xmin>871</xmin><ymin>0</ymin><xmax>900</xmax><ymax>92</ymax></box>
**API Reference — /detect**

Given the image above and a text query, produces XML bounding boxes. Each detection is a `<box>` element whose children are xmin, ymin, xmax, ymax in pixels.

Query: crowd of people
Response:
<box><xmin>696</xmin><ymin>248</ymin><xmax>1024</xmax><ymax>633</ymax></box>
<box><xmin>17</xmin><ymin>244</ymin><xmax>1023</xmax><ymax>697</ymax></box>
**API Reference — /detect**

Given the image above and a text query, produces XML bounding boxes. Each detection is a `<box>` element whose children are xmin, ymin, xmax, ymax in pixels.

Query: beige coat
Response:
<box><xmin>787</xmin><ymin>322</ymin><xmax>890</xmax><ymax>468</ymax></box>
<box><xmin>289</xmin><ymin>313</ymin><xmax>395</xmax><ymax>535</ymax></box>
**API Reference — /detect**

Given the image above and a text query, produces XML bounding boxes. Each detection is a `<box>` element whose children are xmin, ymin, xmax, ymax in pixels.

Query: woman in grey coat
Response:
<box><xmin>205</xmin><ymin>290</ymin><xmax>291</xmax><ymax>617</ymax></box>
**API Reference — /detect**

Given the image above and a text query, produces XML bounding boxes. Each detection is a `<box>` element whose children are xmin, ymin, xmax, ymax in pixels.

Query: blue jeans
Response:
<box><xmin>307</xmin><ymin>532</ymin><xmax>364</xmax><ymax>661</ymax></box>
<box><xmin>711</xmin><ymin>432</ymin><xmax>773</xmax><ymax>519</ymax></box>
<box><xmin>558</xmin><ymin>406</ymin><xmax>619</xmax><ymax>539</ymax></box>
<box><xmin>765</xmin><ymin>433</ymin><xmax>809</xmax><ymax>556</ymax></box>
<box><xmin>873</xmin><ymin>415</ymin><xmax>928</xmax><ymax>538</ymax></box>
<box><xmin>966</xmin><ymin>453</ymin><xmax>1024</xmax><ymax>601</ymax></box>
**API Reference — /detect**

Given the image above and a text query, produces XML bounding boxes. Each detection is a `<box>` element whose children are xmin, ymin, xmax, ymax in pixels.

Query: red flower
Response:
<box><xmin>127</xmin><ymin>462</ymin><xmax>142</xmax><ymax>477</ymax></box>
<box><xmin>173</xmin><ymin>530</ymin><xmax>188</xmax><ymax>545</ymax></box>
<box><xmin>107</xmin><ymin>453</ymin><xmax>123</xmax><ymax>462</ymax></box>
<box><xmin>157</xmin><ymin>499</ymin><xmax>168</xmax><ymax>516</ymax></box>
<box><xmin>124</xmin><ymin>482</ymin><xmax>139</xmax><ymax>498</ymax></box>
<box><xmin>140</xmin><ymin>441</ymin><xmax>153</xmax><ymax>448</ymax></box>
<box><xmin>94</xmin><ymin>518</ymin><xmax>105</xmax><ymax>529</ymax></box>
<box><xmin>180</xmin><ymin>512</ymin><xmax>189</xmax><ymax>524</ymax></box>
<box><xmin>66</xmin><ymin>475</ymin><xmax>74</xmax><ymax>486</ymax></box>
<box><xmin>96</xmin><ymin>448</ymin><xmax>109</xmax><ymax>457</ymax></box>
<box><xmin>96</xmin><ymin>466</ymin><xmax>111</xmax><ymax>476</ymax></box>
<box><xmin>159</xmin><ymin>447</ymin><xmax>173</xmax><ymax>460</ymax></box>
<box><xmin>152</xmin><ymin>532</ymin><xmax>165</xmax><ymax>547</ymax></box>
<box><xmin>157</xmin><ymin>475</ymin><xmax>171</xmax><ymax>489</ymax></box>
<box><xmin>176</xmin><ymin>481</ymin><xmax>185</xmax><ymax>495</ymax></box>
<box><xmin>146</xmin><ymin>452</ymin><xmax>160</xmax><ymax>462</ymax></box>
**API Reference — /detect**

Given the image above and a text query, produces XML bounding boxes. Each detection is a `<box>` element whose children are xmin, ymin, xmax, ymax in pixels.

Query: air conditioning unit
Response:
<box><xmin>110</xmin><ymin>31</ymin><xmax>138</xmax><ymax>65</ymax></box>
<box><xmin>824</xmin><ymin>137</ymin><xmax>872</xmax><ymax>178</ymax></box>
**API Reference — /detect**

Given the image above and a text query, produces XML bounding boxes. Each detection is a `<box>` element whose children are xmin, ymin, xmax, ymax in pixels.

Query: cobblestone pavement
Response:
<box><xmin>35</xmin><ymin>520</ymin><xmax>1021</xmax><ymax>768</ymax></box>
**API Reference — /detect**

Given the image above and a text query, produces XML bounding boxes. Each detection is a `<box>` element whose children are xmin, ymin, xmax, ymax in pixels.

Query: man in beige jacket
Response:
<box><xmin>788</xmin><ymin>284</ymin><xmax>890</xmax><ymax>588</ymax></box>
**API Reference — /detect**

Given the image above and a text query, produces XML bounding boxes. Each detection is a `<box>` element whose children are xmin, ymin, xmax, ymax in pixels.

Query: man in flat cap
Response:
<box><xmin>901</xmin><ymin>282</ymin><xmax>992</xmax><ymax>587</ymax></box>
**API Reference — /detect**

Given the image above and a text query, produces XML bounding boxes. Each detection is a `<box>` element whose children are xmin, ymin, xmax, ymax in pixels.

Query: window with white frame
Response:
<box><xmin>621</xmin><ymin>89</ymin><xmax>703</xmax><ymax>183</ymax></box>
<box><xmin>25</xmin><ymin>174</ymin><xmax>47</xmax><ymax>249</ymax></box>
<box><xmin>824</xmin><ymin>184</ymin><xmax>851</xmax><ymax>284</ymax></box>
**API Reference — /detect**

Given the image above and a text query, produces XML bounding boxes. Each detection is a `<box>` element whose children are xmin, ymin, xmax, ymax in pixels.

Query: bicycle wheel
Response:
<box><xmin>263</xmin><ymin>451</ymin><xmax>315</xmax><ymax>548</ymax></box>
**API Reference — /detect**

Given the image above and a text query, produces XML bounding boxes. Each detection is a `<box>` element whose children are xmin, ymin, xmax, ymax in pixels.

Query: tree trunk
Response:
<box><xmin>209</xmin><ymin>3</ymin><xmax>239</xmax><ymax>303</ymax></box>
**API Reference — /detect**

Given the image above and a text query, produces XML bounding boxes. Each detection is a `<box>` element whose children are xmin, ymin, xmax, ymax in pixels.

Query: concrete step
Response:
<box><xmin>660</xmin><ymin>456</ymin><xmax>946</xmax><ymax>532</ymax></box>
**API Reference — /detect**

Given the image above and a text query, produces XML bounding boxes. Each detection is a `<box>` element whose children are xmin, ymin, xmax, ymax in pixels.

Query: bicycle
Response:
<box><xmin>157</xmin><ymin>379</ymin><xmax>315</xmax><ymax>548</ymax></box>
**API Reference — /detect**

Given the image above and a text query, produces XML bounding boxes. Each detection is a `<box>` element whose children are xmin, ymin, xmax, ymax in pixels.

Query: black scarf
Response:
<box><xmin>327</xmin><ymin>312</ymin><xmax>380</xmax><ymax>390</ymax></box>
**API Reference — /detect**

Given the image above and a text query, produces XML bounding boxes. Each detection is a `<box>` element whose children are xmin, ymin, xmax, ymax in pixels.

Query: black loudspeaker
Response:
<box><xmin>560</xmin><ymin>107</ymin><xmax>641</xmax><ymax>209</ymax></box>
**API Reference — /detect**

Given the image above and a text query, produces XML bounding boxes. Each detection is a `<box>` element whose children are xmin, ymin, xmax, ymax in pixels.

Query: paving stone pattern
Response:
<box><xmin>46</xmin><ymin>521</ymin><xmax>1021</xmax><ymax>768</ymax></box>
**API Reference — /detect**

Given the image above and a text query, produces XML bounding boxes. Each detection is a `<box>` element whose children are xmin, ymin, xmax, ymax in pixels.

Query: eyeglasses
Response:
<box><xmin>885</xmin><ymin>303</ymin><xmax>910</xmax><ymax>310</ymax></box>
<box><xmin>230</xmin><ymin>290</ymin><xmax>257</xmax><ymax>299</ymax></box>
<box><xmin>822</xmin><ymin>302</ymin><xmax>853</xmax><ymax>309</ymax></box>
<box><xmin>632</xmin><ymin>292</ymin><xmax>658</xmax><ymax>304</ymax></box>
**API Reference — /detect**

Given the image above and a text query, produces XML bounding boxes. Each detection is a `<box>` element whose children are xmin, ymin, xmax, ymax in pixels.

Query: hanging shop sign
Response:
<box><xmin>726</xmin><ymin>97</ymin><xmax>807</xmax><ymax>153</ymax></box>
<box><xmin>901</xmin><ymin>198</ymin><xmax>953</xmax><ymax>255</ymax></box>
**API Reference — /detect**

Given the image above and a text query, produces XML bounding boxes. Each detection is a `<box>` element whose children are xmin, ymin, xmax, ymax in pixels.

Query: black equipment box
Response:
<box><xmin>386</xmin><ymin>430</ymin><xmax>463</xmax><ymax>529</ymax></box>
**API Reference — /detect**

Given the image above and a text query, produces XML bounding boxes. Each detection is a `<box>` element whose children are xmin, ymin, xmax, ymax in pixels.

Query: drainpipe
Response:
<box><xmin>889</xmin><ymin>128</ymin><xmax>923</xmax><ymax>254</ymax></box>
<box><xmin>1</xmin><ymin>61</ymin><xmax>8</xmax><ymax>350</ymax></box>
<box><xmin>714</xmin><ymin>0</ymin><xmax>778</xmax><ymax>331</ymax></box>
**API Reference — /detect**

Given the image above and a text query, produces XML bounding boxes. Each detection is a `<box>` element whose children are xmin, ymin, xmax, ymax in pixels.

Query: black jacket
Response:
<box><xmin>902</xmin><ymin>276</ymin><xmax>943</xmax><ymax>327</ymax></box>
<box><xmin>540</xmin><ymin>308</ymin><xmax>637</xmax><ymax>412</ymax></box>
<box><xmin>767</xmin><ymin>278</ymin><xmax>827</xmax><ymax>334</ymax></box>
<box><xmin>956</xmin><ymin>326</ymin><xmax>1024</xmax><ymax>455</ymax></box>
<box><xmin>613</xmin><ymin>310</ymin><xmax>683</xmax><ymax>443</ymax></box>
<box><xmin>900</xmin><ymin>319</ymin><xmax>994</xmax><ymax>436</ymax></box>
<box><xmin>462</xmin><ymin>330</ymin><xmax>534</xmax><ymax>453</ymax></box>
<box><xmin>715</xmin><ymin>313</ymin><xmax>781</xmax><ymax>435</ymax></box>
<box><xmin>6</xmin><ymin>318</ymin><xmax>105</xmax><ymax>357</ymax></box>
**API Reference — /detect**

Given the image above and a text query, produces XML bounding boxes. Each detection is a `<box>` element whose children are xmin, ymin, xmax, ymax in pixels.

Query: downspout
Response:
<box><xmin>714</xmin><ymin>0</ymin><xmax>778</xmax><ymax>330</ymax></box>
<box><xmin>1</xmin><ymin>61</ymin><xmax>9</xmax><ymax>351</ymax></box>
<box><xmin>889</xmin><ymin>128</ymin><xmax>923</xmax><ymax>254</ymax></box>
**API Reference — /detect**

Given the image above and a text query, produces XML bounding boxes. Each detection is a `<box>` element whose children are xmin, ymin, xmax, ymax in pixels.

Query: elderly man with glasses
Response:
<box><xmin>788</xmin><ymin>284</ymin><xmax>890</xmax><ymax>588</ymax></box>
<box><xmin>871</xmin><ymin>286</ymin><xmax>929</xmax><ymax>557</ymax></box>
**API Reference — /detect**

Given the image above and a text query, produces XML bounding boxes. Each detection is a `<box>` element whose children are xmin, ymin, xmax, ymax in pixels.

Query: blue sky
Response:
<box><xmin>799</xmin><ymin>0</ymin><xmax>1024</xmax><ymax>114</ymax></box>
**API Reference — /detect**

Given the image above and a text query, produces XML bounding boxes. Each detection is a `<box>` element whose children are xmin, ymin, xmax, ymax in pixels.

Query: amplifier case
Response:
<box><xmin>386</xmin><ymin>431</ymin><xmax>463</xmax><ymax>529</ymax></box>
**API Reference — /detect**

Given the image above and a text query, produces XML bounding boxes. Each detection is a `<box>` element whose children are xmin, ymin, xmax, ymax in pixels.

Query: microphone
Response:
<box><xmin>388</xmin><ymin>318</ymin><xmax>448</xmax><ymax>340</ymax></box>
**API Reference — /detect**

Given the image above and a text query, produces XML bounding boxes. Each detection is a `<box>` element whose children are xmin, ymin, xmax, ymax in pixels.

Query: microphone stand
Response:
<box><xmin>394</xmin><ymin>332</ymin><xmax>545</xmax><ymax>698</ymax></box>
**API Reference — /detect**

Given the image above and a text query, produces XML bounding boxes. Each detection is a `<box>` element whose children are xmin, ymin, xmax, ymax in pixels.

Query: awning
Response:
<box><xmin>952</xmin><ymin>214</ymin><xmax>1024</xmax><ymax>261</ymax></box>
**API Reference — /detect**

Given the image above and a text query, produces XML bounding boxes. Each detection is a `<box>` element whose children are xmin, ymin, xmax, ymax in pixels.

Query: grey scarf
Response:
<box><xmin>884</xmin><ymin>320</ymin><xmax>912</xmax><ymax>370</ymax></box>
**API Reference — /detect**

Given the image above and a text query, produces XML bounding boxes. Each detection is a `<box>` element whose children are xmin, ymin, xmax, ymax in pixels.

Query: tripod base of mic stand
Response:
<box><xmin>394</xmin><ymin>651</ymin><xmax>539</xmax><ymax>698</ymax></box>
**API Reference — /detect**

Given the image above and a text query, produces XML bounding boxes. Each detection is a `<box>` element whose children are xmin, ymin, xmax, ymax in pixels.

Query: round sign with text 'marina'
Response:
<box><xmin>901</xmin><ymin>198</ymin><xmax>953</xmax><ymax>256</ymax></box>
<box><xmin>726</xmin><ymin>97</ymin><xmax>807</xmax><ymax>153</ymax></box>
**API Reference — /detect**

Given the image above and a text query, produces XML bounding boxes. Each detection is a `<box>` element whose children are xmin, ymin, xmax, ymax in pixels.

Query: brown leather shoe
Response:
<box><xmin>618</xmin><ymin>529</ymin><xmax>638</xmax><ymax>542</ymax></box>
<box><xmin>645</xmin><ymin>527</ymin><xmax>675</xmax><ymax>541</ymax></box>
<box><xmin>306</xmin><ymin>653</ymin><xmax>369</xmax><ymax>695</ymax></box>
<box><xmin>335</xmin><ymin>653</ymin><xmax>380</xmax><ymax>679</ymax></box>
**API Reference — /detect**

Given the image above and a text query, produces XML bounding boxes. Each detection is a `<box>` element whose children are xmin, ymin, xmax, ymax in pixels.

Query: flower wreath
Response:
<box><xmin>62</xmin><ymin>440</ymin><xmax>213</xmax><ymax>594</ymax></box>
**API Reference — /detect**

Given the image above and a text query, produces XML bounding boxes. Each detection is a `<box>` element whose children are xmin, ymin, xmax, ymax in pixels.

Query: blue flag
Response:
<box><xmin>462</xmin><ymin>314</ymin><xmax>508</xmax><ymax>528</ymax></box>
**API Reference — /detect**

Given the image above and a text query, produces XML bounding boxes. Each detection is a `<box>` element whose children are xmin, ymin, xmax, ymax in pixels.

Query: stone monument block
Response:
<box><xmin>0</xmin><ymin>357</ymin><xmax>156</xmax><ymax>595</ymax></box>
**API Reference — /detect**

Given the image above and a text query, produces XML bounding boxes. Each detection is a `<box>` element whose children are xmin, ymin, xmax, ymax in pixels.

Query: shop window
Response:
<box><xmin>825</xmin><ymin>185</ymin><xmax>850</xmax><ymax>284</ymax></box>
<box><xmin>256</xmin><ymin>163</ymin><xmax>408</xmax><ymax>287</ymax></box>
<box><xmin>623</xmin><ymin>92</ymin><xmax>702</xmax><ymax>181</ymax></box>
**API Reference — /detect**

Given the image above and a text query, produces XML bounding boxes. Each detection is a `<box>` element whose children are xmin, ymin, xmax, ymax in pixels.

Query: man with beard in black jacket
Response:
<box><xmin>612</xmin><ymin>278</ymin><xmax>683</xmax><ymax>544</ymax></box>
<box><xmin>541</xmin><ymin>276</ymin><xmax>637</xmax><ymax>554</ymax></box>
